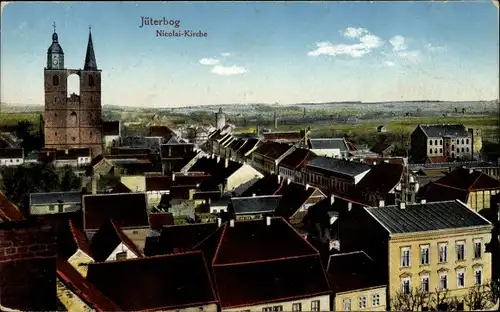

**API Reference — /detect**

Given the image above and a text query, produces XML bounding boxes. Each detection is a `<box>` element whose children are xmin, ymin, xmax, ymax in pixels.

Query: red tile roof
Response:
<box><xmin>56</xmin><ymin>257</ymin><xmax>121</xmax><ymax>311</ymax></box>
<box><xmin>434</xmin><ymin>167</ymin><xmax>500</xmax><ymax>191</ymax></box>
<box><xmin>0</xmin><ymin>191</ymin><xmax>24</xmax><ymax>222</ymax></box>
<box><xmin>68</xmin><ymin>219</ymin><xmax>92</xmax><ymax>257</ymax></box>
<box><xmin>369</xmin><ymin>142</ymin><xmax>393</xmax><ymax>154</ymax></box>
<box><xmin>274</xmin><ymin>183</ymin><xmax>322</xmax><ymax>219</ymax></box>
<box><xmin>279</xmin><ymin>148</ymin><xmax>315</xmax><ymax>169</ymax></box>
<box><xmin>90</xmin><ymin>220</ymin><xmax>144</xmax><ymax>262</ymax></box>
<box><xmin>86</xmin><ymin>251</ymin><xmax>218</xmax><ymax>311</ymax></box>
<box><xmin>426</xmin><ymin>156</ymin><xmax>450</xmax><ymax>164</ymax></box>
<box><xmin>213</xmin><ymin>255</ymin><xmax>331</xmax><ymax>309</ymax></box>
<box><xmin>240</xmin><ymin>174</ymin><xmax>282</xmax><ymax>197</ymax></box>
<box><xmin>254</xmin><ymin>141</ymin><xmax>294</xmax><ymax>160</ymax></box>
<box><xmin>83</xmin><ymin>193</ymin><xmax>149</xmax><ymax>231</ymax></box>
<box><xmin>148</xmin><ymin>212</ymin><xmax>174</xmax><ymax>229</ymax></box>
<box><xmin>423</xmin><ymin>183</ymin><xmax>469</xmax><ymax>203</ymax></box>
<box><xmin>149</xmin><ymin>125</ymin><xmax>174</xmax><ymax>138</ymax></box>
<box><xmin>0</xmin><ymin>148</ymin><xmax>23</xmax><ymax>158</ymax></box>
<box><xmin>356</xmin><ymin>162</ymin><xmax>404</xmax><ymax>195</ymax></box>
<box><xmin>212</xmin><ymin>217</ymin><xmax>319</xmax><ymax>265</ymax></box>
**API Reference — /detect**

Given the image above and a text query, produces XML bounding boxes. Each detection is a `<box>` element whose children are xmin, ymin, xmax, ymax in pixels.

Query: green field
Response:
<box><xmin>0</xmin><ymin>113</ymin><xmax>41</xmax><ymax>128</ymax></box>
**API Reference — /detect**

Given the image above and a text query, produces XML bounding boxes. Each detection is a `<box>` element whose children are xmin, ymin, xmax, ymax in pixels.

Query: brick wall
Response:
<box><xmin>0</xmin><ymin>220</ymin><xmax>57</xmax><ymax>311</ymax></box>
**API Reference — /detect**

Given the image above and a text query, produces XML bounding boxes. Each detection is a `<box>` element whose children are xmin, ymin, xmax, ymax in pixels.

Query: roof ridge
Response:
<box><xmin>211</xmin><ymin>223</ymin><xmax>227</xmax><ymax>266</ymax></box>
<box><xmin>212</xmin><ymin>253</ymin><xmax>320</xmax><ymax>267</ymax></box>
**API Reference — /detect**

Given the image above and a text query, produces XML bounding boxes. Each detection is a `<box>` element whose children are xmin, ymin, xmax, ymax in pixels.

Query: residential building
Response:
<box><xmin>90</xmin><ymin>220</ymin><xmax>144</xmax><ymax>262</ymax></box>
<box><xmin>377</xmin><ymin>125</ymin><xmax>387</xmax><ymax>133</ymax></box>
<box><xmin>0</xmin><ymin>148</ymin><xmax>24</xmax><ymax>166</ymax></box>
<box><xmin>236</xmin><ymin>138</ymin><xmax>260</xmax><ymax>163</ymax></box>
<box><xmin>274</xmin><ymin>182</ymin><xmax>326</xmax><ymax>225</ymax></box>
<box><xmin>86</xmin><ymin>251</ymin><xmax>218</xmax><ymax>312</ymax></box>
<box><xmin>228</xmin><ymin>195</ymin><xmax>281</xmax><ymax>220</ymax></box>
<box><xmin>307</xmin><ymin>138</ymin><xmax>350</xmax><ymax>159</ymax></box>
<box><xmin>66</xmin><ymin>219</ymin><xmax>94</xmax><ymax>276</ymax></box>
<box><xmin>278</xmin><ymin>148</ymin><xmax>315</xmax><ymax>183</ymax></box>
<box><xmin>29</xmin><ymin>191</ymin><xmax>82</xmax><ymax>215</ymax></box>
<box><xmin>251</xmin><ymin>141</ymin><xmax>296</xmax><ymax>174</ymax></box>
<box><xmin>38</xmin><ymin>147</ymin><xmax>92</xmax><ymax>167</ymax></box>
<box><xmin>355</xmin><ymin>162</ymin><xmax>405</xmax><ymax>206</ymax></box>
<box><xmin>144</xmin><ymin>172</ymin><xmax>211</xmax><ymax>206</ymax></box>
<box><xmin>410</xmin><ymin>124</ymin><xmax>475</xmax><ymax>163</ymax></box>
<box><xmin>303</xmin><ymin>157</ymin><xmax>371</xmax><ymax>195</ymax></box>
<box><xmin>423</xmin><ymin>167</ymin><xmax>500</xmax><ymax>212</ymax></box>
<box><xmin>56</xmin><ymin>257</ymin><xmax>121</xmax><ymax>311</ymax></box>
<box><xmin>159</xmin><ymin>142</ymin><xmax>197</xmax><ymax>173</ymax></box>
<box><xmin>369</xmin><ymin>143</ymin><xmax>394</xmax><ymax>158</ymax></box>
<box><xmin>193</xmin><ymin>217</ymin><xmax>331</xmax><ymax>312</ymax></box>
<box><xmin>327</xmin><ymin>251</ymin><xmax>387</xmax><ymax>311</ymax></box>
<box><xmin>102</xmin><ymin>120</ymin><xmax>121</xmax><ymax>151</ymax></box>
<box><xmin>262</xmin><ymin>130</ymin><xmax>304</xmax><ymax>144</ymax></box>
<box><xmin>340</xmin><ymin>200</ymin><xmax>493</xmax><ymax>310</ymax></box>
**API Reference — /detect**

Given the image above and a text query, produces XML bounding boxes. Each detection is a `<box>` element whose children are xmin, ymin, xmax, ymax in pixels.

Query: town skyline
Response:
<box><xmin>1</xmin><ymin>1</ymin><xmax>499</xmax><ymax>108</ymax></box>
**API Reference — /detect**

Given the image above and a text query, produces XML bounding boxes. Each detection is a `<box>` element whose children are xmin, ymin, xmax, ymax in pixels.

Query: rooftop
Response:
<box><xmin>230</xmin><ymin>195</ymin><xmax>282</xmax><ymax>215</ymax></box>
<box><xmin>433</xmin><ymin>167</ymin><xmax>500</xmax><ymax>191</ymax></box>
<box><xmin>274</xmin><ymin>183</ymin><xmax>321</xmax><ymax>219</ymax></box>
<box><xmin>279</xmin><ymin>148</ymin><xmax>315</xmax><ymax>169</ymax></box>
<box><xmin>90</xmin><ymin>220</ymin><xmax>144</xmax><ymax>262</ymax></box>
<box><xmin>0</xmin><ymin>191</ymin><xmax>24</xmax><ymax>222</ymax></box>
<box><xmin>86</xmin><ymin>251</ymin><xmax>217</xmax><ymax>311</ymax></box>
<box><xmin>254</xmin><ymin>141</ymin><xmax>294</xmax><ymax>160</ymax></box>
<box><xmin>0</xmin><ymin>147</ymin><xmax>23</xmax><ymax>158</ymax></box>
<box><xmin>29</xmin><ymin>191</ymin><xmax>82</xmax><ymax>206</ymax></box>
<box><xmin>419</xmin><ymin>124</ymin><xmax>470</xmax><ymax>138</ymax></box>
<box><xmin>308</xmin><ymin>138</ymin><xmax>349</xmax><ymax>151</ymax></box>
<box><xmin>307</xmin><ymin>156</ymin><xmax>371</xmax><ymax>177</ymax></box>
<box><xmin>237</xmin><ymin>138</ymin><xmax>260</xmax><ymax>155</ymax></box>
<box><xmin>356</xmin><ymin>162</ymin><xmax>404</xmax><ymax>195</ymax></box>
<box><xmin>366</xmin><ymin>200</ymin><xmax>491</xmax><ymax>234</ymax></box>
<box><xmin>240</xmin><ymin>174</ymin><xmax>281</xmax><ymax>197</ymax></box>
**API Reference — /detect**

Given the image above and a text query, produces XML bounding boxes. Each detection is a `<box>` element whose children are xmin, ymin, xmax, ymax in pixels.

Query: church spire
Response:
<box><xmin>84</xmin><ymin>26</ymin><xmax>98</xmax><ymax>70</ymax></box>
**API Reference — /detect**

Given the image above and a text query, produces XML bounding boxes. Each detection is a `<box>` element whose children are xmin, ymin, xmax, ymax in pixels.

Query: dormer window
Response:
<box><xmin>53</xmin><ymin>75</ymin><xmax>59</xmax><ymax>86</ymax></box>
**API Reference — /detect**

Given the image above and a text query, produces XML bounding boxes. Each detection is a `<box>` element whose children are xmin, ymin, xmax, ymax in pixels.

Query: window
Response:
<box><xmin>439</xmin><ymin>148</ymin><xmax>443</xmax><ymax>153</ymax></box>
<box><xmin>402</xmin><ymin>277</ymin><xmax>411</xmax><ymax>294</ymax></box>
<box><xmin>401</xmin><ymin>247</ymin><xmax>411</xmax><ymax>267</ymax></box>
<box><xmin>456</xmin><ymin>241</ymin><xmax>465</xmax><ymax>260</ymax></box>
<box><xmin>311</xmin><ymin>300</ymin><xmax>320</xmax><ymax>312</ymax></box>
<box><xmin>115</xmin><ymin>251</ymin><xmax>127</xmax><ymax>260</ymax></box>
<box><xmin>263</xmin><ymin>308</ymin><xmax>272</xmax><ymax>312</ymax></box>
<box><xmin>420</xmin><ymin>245</ymin><xmax>430</xmax><ymax>265</ymax></box>
<box><xmin>434</xmin><ymin>148</ymin><xmax>438</xmax><ymax>154</ymax></box>
<box><xmin>474</xmin><ymin>239</ymin><xmax>482</xmax><ymax>259</ymax></box>
<box><xmin>49</xmin><ymin>205</ymin><xmax>55</xmax><ymax>211</ymax></box>
<box><xmin>372</xmin><ymin>293</ymin><xmax>380</xmax><ymax>306</ymax></box>
<box><xmin>475</xmin><ymin>268</ymin><xmax>482</xmax><ymax>285</ymax></box>
<box><xmin>429</xmin><ymin>149</ymin><xmax>433</xmax><ymax>154</ymax></box>
<box><xmin>343</xmin><ymin>299</ymin><xmax>351</xmax><ymax>311</ymax></box>
<box><xmin>434</xmin><ymin>140</ymin><xmax>438</xmax><ymax>145</ymax></box>
<box><xmin>292</xmin><ymin>303</ymin><xmax>302</xmax><ymax>312</ymax></box>
<box><xmin>461</xmin><ymin>139</ymin><xmax>464</xmax><ymax>144</ymax></box>
<box><xmin>53</xmin><ymin>75</ymin><xmax>59</xmax><ymax>86</ymax></box>
<box><xmin>429</xmin><ymin>140</ymin><xmax>433</xmax><ymax>145</ymax></box>
<box><xmin>359</xmin><ymin>296</ymin><xmax>367</xmax><ymax>309</ymax></box>
<box><xmin>466</xmin><ymin>147</ymin><xmax>470</xmax><ymax>152</ymax></box>
<box><xmin>440</xmin><ymin>274</ymin><xmax>448</xmax><ymax>290</ymax></box>
<box><xmin>421</xmin><ymin>276</ymin><xmax>430</xmax><ymax>293</ymax></box>
<box><xmin>457</xmin><ymin>271</ymin><xmax>465</xmax><ymax>288</ymax></box>
<box><xmin>440</xmin><ymin>140</ymin><xmax>443</xmax><ymax>145</ymax></box>
<box><xmin>439</xmin><ymin>244</ymin><xmax>448</xmax><ymax>262</ymax></box>
<box><xmin>89</xmin><ymin>75</ymin><xmax>95</xmax><ymax>86</ymax></box>
<box><xmin>466</xmin><ymin>139</ymin><xmax>469</xmax><ymax>144</ymax></box>
<box><xmin>272</xmin><ymin>306</ymin><xmax>282</xmax><ymax>312</ymax></box>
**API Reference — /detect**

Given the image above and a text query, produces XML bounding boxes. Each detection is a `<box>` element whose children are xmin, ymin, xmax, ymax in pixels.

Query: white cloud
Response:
<box><xmin>397</xmin><ymin>50</ymin><xmax>421</xmax><ymax>61</ymax></box>
<box><xmin>384</xmin><ymin>61</ymin><xmax>395</xmax><ymax>67</ymax></box>
<box><xmin>309</xmin><ymin>29</ymin><xmax>384</xmax><ymax>58</ymax></box>
<box><xmin>199</xmin><ymin>58</ymin><xmax>220</xmax><ymax>66</ymax></box>
<box><xmin>425</xmin><ymin>43</ymin><xmax>446</xmax><ymax>52</ymax></box>
<box><xmin>211</xmin><ymin>65</ymin><xmax>247</xmax><ymax>76</ymax></box>
<box><xmin>343</xmin><ymin>27</ymin><xmax>369</xmax><ymax>39</ymax></box>
<box><xmin>220</xmin><ymin>52</ymin><xmax>231</xmax><ymax>57</ymax></box>
<box><xmin>389</xmin><ymin>35</ymin><xmax>408</xmax><ymax>52</ymax></box>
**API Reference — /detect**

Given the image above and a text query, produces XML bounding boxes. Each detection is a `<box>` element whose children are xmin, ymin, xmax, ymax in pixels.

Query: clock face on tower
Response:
<box><xmin>52</xmin><ymin>58</ymin><xmax>59</xmax><ymax>66</ymax></box>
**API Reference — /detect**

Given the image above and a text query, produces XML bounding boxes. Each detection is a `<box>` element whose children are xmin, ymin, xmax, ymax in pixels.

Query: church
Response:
<box><xmin>44</xmin><ymin>24</ymin><xmax>118</xmax><ymax>156</ymax></box>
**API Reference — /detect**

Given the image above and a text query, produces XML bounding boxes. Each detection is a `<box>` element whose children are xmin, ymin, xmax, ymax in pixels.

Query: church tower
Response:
<box><xmin>215</xmin><ymin>107</ymin><xmax>226</xmax><ymax>131</ymax></box>
<box><xmin>44</xmin><ymin>24</ymin><xmax>103</xmax><ymax>156</ymax></box>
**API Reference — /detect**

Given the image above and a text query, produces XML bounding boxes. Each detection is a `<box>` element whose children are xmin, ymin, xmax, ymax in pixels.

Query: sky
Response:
<box><xmin>1</xmin><ymin>1</ymin><xmax>499</xmax><ymax>108</ymax></box>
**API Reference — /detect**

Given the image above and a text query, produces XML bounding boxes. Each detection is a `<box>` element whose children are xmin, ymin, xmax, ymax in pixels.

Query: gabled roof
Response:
<box><xmin>148</xmin><ymin>212</ymin><xmax>174</xmax><ymax>229</ymax></box>
<box><xmin>366</xmin><ymin>200</ymin><xmax>491</xmax><ymax>234</ymax></box>
<box><xmin>56</xmin><ymin>257</ymin><xmax>121</xmax><ymax>311</ymax></box>
<box><xmin>212</xmin><ymin>217</ymin><xmax>319</xmax><ymax>265</ymax></box>
<box><xmin>159</xmin><ymin>143</ymin><xmax>195</xmax><ymax>159</ymax></box>
<box><xmin>145</xmin><ymin>223</ymin><xmax>219</xmax><ymax>256</ymax></box>
<box><xmin>90</xmin><ymin>219</ymin><xmax>144</xmax><ymax>262</ymax></box>
<box><xmin>308</xmin><ymin>138</ymin><xmax>348</xmax><ymax>151</ymax></box>
<box><xmin>213</xmin><ymin>255</ymin><xmax>331</xmax><ymax>309</ymax></box>
<box><xmin>254</xmin><ymin>141</ymin><xmax>294</xmax><ymax>160</ymax></box>
<box><xmin>418</xmin><ymin>124</ymin><xmax>470</xmax><ymax>138</ymax></box>
<box><xmin>29</xmin><ymin>191</ymin><xmax>82</xmax><ymax>206</ymax></box>
<box><xmin>86</xmin><ymin>251</ymin><xmax>217</xmax><ymax>311</ymax></box>
<box><xmin>433</xmin><ymin>167</ymin><xmax>500</xmax><ymax>191</ymax></box>
<box><xmin>188</xmin><ymin>157</ymin><xmax>243</xmax><ymax>188</ymax></box>
<box><xmin>237</xmin><ymin>138</ymin><xmax>260</xmax><ymax>155</ymax></box>
<box><xmin>326</xmin><ymin>251</ymin><xmax>385</xmax><ymax>294</ymax></box>
<box><xmin>68</xmin><ymin>219</ymin><xmax>92</xmax><ymax>257</ymax></box>
<box><xmin>149</xmin><ymin>125</ymin><xmax>174</xmax><ymax>138</ymax></box>
<box><xmin>369</xmin><ymin>142</ymin><xmax>393</xmax><ymax>154</ymax></box>
<box><xmin>274</xmin><ymin>183</ymin><xmax>320</xmax><ymax>219</ymax></box>
<box><xmin>0</xmin><ymin>191</ymin><xmax>24</xmax><ymax>222</ymax></box>
<box><xmin>307</xmin><ymin>157</ymin><xmax>371</xmax><ymax>177</ymax></box>
<box><xmin>230</xmin><ymin>195</ymin><xmax>282</xmax><ymax>215</ymax></box>
<box><xmin>423</xmin><ymin>183</ymin><xmax>469</xmax><ymax>202</ymax></box>
<box><xmin>240</xmin><ymin>174</ymin><xmax>282</xmax><ymax>197</ymax></box>
<box><xmin>279</xmin><ymin>148</ymin><xmax>315</xmax><ymax>169</ymax></box>
<box><xmin>83</xmin><ymin>193</ymin><xmax>149</xmax><ymax>231</ymax></box>
<box><xmin>356</xmin><ymin>162</ymin><xmax>404</xmax><ymax>194</ymax></box>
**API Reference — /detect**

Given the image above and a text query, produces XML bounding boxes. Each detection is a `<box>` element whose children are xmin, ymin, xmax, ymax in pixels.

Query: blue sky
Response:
<box><xmin>1</xmin><ymin>1</ymin><xmax>498</xmax><ymax>107</ymax></box>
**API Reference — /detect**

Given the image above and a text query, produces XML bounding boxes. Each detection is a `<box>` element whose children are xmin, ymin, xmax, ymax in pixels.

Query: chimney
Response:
<box><xmin>305</xmin><ymin>184</ymin><xmax>310</xmax><ymax>190</ymax></box>
<box><xmin>217</xmin><ymin>156</ymin><xmax>220</xmax><ymax>163</ymax></box>
<box><xmin>373</xmin><ymin>162</ymin><xmax>377</xmax><ymax>166</ymax></box>
<box><xmin>229</xmin><ymin>219</ymin><xmax>235</xmax><ymax>227</ymax></box>
<box><xmin>252</xmin><ymin>193</ymin><xmax>256</xmax><ymax>197</ymax></box>
<box><xmin>409</xmin><ymin>176</ymin><xmax>415</xmax><ymax>183</ymax></box>
<box><xmin>225</xmin><ymin>157</ymin><xmax>229</xmax><ymax>168</ymax></box>
<box><xmin>330</xmin><ymin>195</ymin><xmax>335</xmax><ymax>205</ymax></box>
<box><xmin>400</xmin><ymin>202</ymin><xmax>406</xmax><ymax>209</ymax></box>
<box><xmin>91</xmin><ymin>176</ymin><xmax>97</xmax><ymax>195</ymax></box>
<box><xmin>379</xmin><ymin>200</ymin><xmax>385</xmax><ymax>207</ymax></box>
<box><xmin>65</xmin><ymin>149</ymin><xmax>69</xmax><ymax>155</ymax></box>
<box><xmin>277</xmin><ymin>175</ymin><xmax>281</xmax><ymax>184</ymax></box>
<box><xmin>384</xmin><ymin>160</ymin><xmax>389</xmax><ymax>163</ymax></box>
<box><xmin>420</xmin><ymin>199</ymin><xmax>427</xmax><ymax>204</ymax></box>
<box><xmin>189</xmin><ymin>189</ymin><xmax>196</xmax><ymax>200</ymax></box>
<box><xmin>469</xmin><ymin>169</ymin><xmax>473</xmax><ymax>174</ymax></box>
<box><xmin>217</xmin><ymin>218</ymin><xmax>222</xmax><ymax>227</ymax></box>
<box><xmin>287</xmin><ymin>178</ymin><xmax>291</xmax><ymax>185</ymax></box>
<box><xmin>172</xmin><ymin>173</ymin><xmax>175</xmax><ymax>181</ymax></box>
<box><xmin>266</xmin><ymin>216</ymin><xmax>271</xmax><ymax>226</ymax></box>
<box><xmin>347</xmin><ymin>202</ymin><xmax>352</xmax><ymax>211</ymax></box>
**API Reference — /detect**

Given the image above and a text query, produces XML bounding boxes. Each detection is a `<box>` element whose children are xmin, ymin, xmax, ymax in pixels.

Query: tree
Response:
<box><xmin>430</xmin><ymin>288</ymin><xmax>452</xmax><ymax>311</ymax></box>
<box><xmin>391</xmin><ymin>287</ymin><xmax>431</xmax><ymax>311</ymax></box>
<box><xmin>464</xmin><ymin>281</ymin><xmax>499</xmax><ymax>311</ymax></box>
<box><xmin>59</xmin><ymin>165</ymin><xmax>82</xmax><ymax>191</ymax></box>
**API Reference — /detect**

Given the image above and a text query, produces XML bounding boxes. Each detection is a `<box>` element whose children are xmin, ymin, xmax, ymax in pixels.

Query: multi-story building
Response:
<box><xmin>0</xmin><ymin>148</ymin><xmax>24</xmax><ymax>166</ymax></box>
<box><xmin>410</xmin><ymin>125</ymin><xmax>478</xmax><ymax>163</ymax></box>
<box><xmin>250</xmin><ymin>141</ymin><xmax>296</xmax><ymax>174</ymax></box>
<box><xmin>340</xmin><ymin>200</ymin><xmax>493</xmax><ymax>310</ymax></box>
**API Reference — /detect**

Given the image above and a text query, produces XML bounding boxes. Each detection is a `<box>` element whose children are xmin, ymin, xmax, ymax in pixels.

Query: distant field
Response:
<box><xmin>0</xmin><ymin>113</ymin><xmax>41</xmax><ymax>127</ymax></box>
